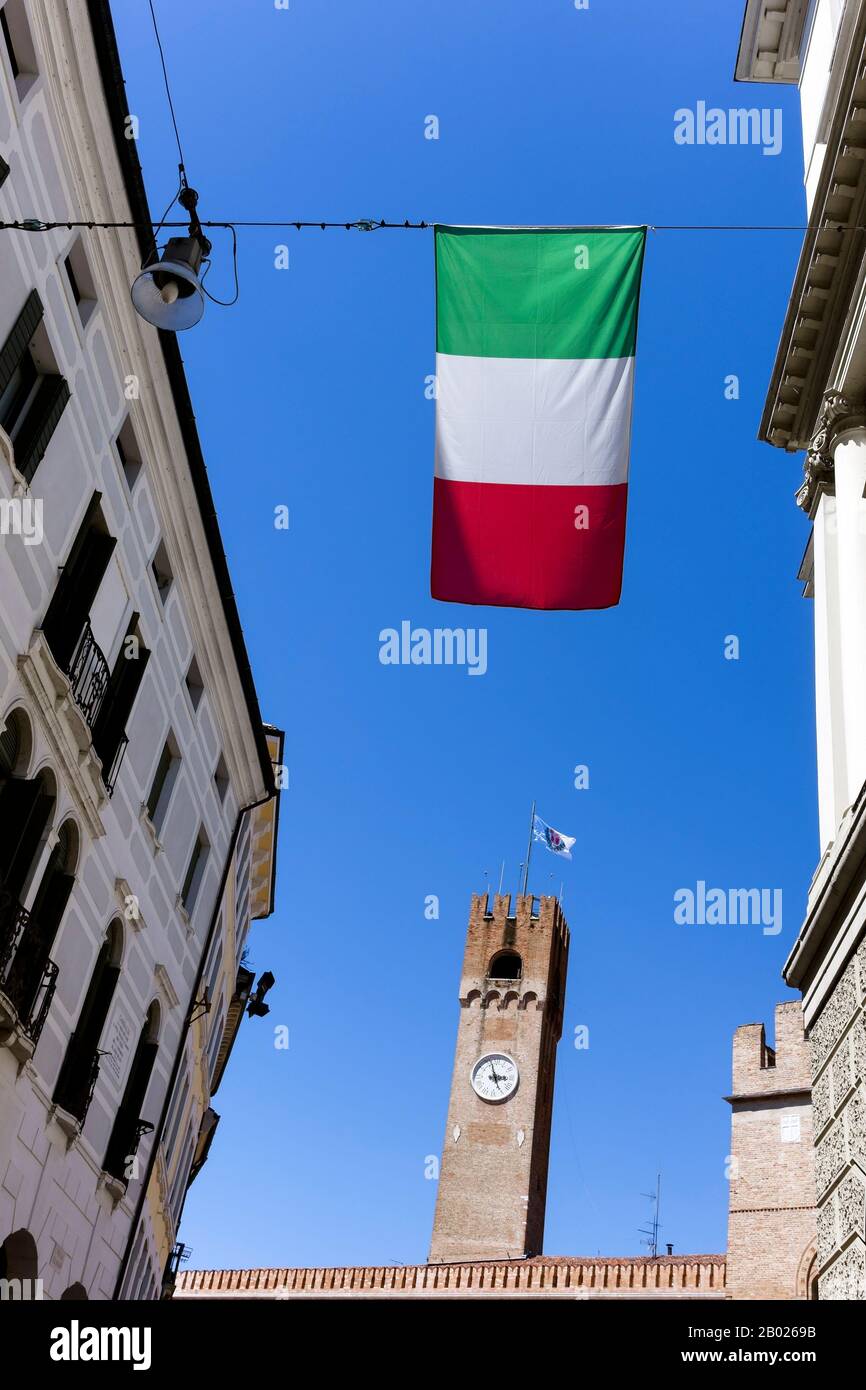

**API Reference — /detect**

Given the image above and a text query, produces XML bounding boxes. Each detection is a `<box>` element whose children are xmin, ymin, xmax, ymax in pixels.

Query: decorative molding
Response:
<box><xmin>16</xmin><ymin>630</ymin><xmax>107</xmax><ymax>839</ymax></box>
<box><xmin>114</xmin><ymin>878</ymin><xmax>144</xmax><ymax>932</ymax></box>
<box><xmin>138</xmin><ymin>805</ymin><xmax>163</xmax><ymax>855</ymax></box>
<box><xmin>795</xmin><ymin>391</ymin><xmax>866</xmax><ymax>513</ymax></box>
<box><xmin>153</xmin><ymin>963</ymin><xmax>181</xmax><ymax>1012</ymax></box>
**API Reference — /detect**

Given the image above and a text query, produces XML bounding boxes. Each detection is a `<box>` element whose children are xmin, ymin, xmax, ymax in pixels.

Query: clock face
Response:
<box><xmin>470</xmin><ymin>1052</ymin><xmax>519</xmax><ymax>1104</ymax></box>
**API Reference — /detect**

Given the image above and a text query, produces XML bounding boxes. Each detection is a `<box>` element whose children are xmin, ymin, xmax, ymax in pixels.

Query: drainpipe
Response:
<box><xmin>112</xmin><ymin>786</ymin><xmax>274</xmax><ymax>1299</ymax></box>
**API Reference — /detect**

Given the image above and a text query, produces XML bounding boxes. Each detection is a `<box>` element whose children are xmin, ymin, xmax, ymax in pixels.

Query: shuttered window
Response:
<box><xmin>0</xmin><ymin>289</ymin><xmax>70</xmax><ymax>482</ymax></box>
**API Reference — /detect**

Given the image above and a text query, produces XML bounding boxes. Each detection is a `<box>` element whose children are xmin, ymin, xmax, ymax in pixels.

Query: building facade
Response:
<box><xmin>737</xmin><ymin>0</ymin><xmax>866</xmax><ymax>1298</ymax></box>
<box><xmin>725</xmin><ymin>1002</ymin><xmax>817</xmax><ymax>1299</ymax></box>
<box><xmin>0</xmin><ymin>0</ymin><xmax>279</xmax><ymax>1299</ymax></box>
<box><xmin>126</xmin><ymin>730</ymin><xmax>283</xmax><ymax>1301</ymax></box>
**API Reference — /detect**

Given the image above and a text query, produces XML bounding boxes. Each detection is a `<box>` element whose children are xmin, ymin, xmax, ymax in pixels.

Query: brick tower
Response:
<box><xmin>725</xmin><ymin>1002</ymin><xmax>817</xmax><ymax>1300</ymax></box>
<box><xmin>429</xmin><ymin>893</ymin><xmax>569</xmax><ymax>1263</ymax></box>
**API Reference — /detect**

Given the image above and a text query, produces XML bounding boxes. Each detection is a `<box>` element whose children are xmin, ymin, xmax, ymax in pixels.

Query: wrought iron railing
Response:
<box><xmin>161</xmin><ymin>1242</ymin><xmax>191</xmax><ymax>1299</ymax></box>
<box><xmin>102</xmin><ymin>732</ymin><xmax>128</xmax><ymax>798</ymax></box>
<box><xmin>55</xmin><ymin>1043</ymin><xmax>103</xmax><ymax>1125</ymax></box>
<box><xmin>106</xmin><ymin>1118</ymin><xmax>154</xmax><ymax>1186</ymax></box>
<box><xmin>67</xmin><ymin>619</ymin><xmax>110</xmax><ymax>728</ymax></box>
<box><xmin>0</xmin><ymin>887</ymin><xmax>59</xmax><ymax>1045</ymax></box>
<box><xmin>24</xmin><ymin>959</ymin><xmax>58</xmax><ymax>1046</ymax></box>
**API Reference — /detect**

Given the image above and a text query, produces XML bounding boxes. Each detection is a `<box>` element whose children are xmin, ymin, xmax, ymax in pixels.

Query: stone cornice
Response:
<box><xmin>760</xmin><ymin>2</ymin><xmax>866</xmax><ymax>454</ymax></box>
<box><xmin>734</xmin><ymin>0</ymin><xmax>809</xmax><ymax>85</ymax></box>
<box><xmin>724</xmin><ymin>1087</ymin><xmax>811</xmax><ymax>1106</ymax></box>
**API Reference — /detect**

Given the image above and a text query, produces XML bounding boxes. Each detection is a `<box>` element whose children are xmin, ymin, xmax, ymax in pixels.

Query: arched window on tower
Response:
<box><xmin>54</xmin><ymin>919</ymin><xmax>122</xmax><ymax>1126</ymax></box>
<box><xmin>104</xmin><ymin>1002</ymin><xmax>159</xmax><ymax>1186</ymax></box>
<box><xmin>487</xmin><ymin>951</ymin><xmax>522</xmax><ymax>981</ymax></box>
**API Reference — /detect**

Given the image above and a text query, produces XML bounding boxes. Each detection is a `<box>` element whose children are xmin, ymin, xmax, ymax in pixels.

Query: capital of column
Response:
<box><xmin>796</xmin><ymin>391</ymin><xmax>866</xmax><ymax>515</ymax></box>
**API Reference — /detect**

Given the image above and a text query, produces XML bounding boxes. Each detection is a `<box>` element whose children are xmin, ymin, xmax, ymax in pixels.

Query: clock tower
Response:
<box><xmin>429</xmin><ymin>892</ymin><xmax>569</xmax><ymax>1263</ymax></box>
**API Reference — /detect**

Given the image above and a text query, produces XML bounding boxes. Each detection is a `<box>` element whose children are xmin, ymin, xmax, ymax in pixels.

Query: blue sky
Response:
<box><xmin>113</xmin><ymin>0</ymin><xmax>815</xmax><ymax>1267</ymax></box>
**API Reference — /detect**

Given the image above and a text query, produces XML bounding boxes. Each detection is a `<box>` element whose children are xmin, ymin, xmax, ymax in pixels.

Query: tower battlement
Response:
<box><xmin>731</xmin><ymin>1001</ymin><xmax>811</xmax><ymax>1097</ymax></box>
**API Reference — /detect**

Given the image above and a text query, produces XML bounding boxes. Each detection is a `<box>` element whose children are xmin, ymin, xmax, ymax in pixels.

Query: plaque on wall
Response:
<box><xmin>103</xmin><ymin>1009</ymin><xmax>135</xmax><ymax>1088</ymax></box>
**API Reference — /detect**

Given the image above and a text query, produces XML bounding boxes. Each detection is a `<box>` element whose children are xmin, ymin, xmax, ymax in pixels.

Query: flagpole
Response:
<box><xmin>520</xmin><ymin>800</ymin><xmax>536</xmax><ymax>898</ymax></box>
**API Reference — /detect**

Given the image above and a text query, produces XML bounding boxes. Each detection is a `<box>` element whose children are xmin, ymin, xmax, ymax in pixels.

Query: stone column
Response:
<box><xmin>832</xmin><ymin>425</ymin><xmax>866</xmax><ymax>813</ymax></box>
<box><xmin>812</xmin><ymin>492</ymin><xmax>846</xmax><ymax>850</ymax></box>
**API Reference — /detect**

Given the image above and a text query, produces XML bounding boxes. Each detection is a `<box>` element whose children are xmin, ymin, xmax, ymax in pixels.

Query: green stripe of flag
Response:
<box><xmin>435</xmin><ymin>226</ymin><xmax>646</xmax><ymax>360</ymax></box>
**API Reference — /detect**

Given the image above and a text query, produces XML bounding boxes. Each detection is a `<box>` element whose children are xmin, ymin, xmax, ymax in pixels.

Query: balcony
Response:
<box><xmin>104</xmin><ymin>1118</ymin><xmax>154</xmax><ymax>1195</ymax></box>
<box><xmin>67</xmin><ymin>620</ymin><xmax>110</xmax><ymax>728</ymax></box>
<box><xmin>0</xmin><ymin>886</ymin><xmax>59</xmax><ymax>1059</ymax></box>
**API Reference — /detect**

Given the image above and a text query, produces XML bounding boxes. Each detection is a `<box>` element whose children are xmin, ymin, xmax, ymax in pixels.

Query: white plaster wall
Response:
<box><xmin>0</xmin><ymin>0</ymin><xmax>256</xmax><ymax>1299</ymax></box>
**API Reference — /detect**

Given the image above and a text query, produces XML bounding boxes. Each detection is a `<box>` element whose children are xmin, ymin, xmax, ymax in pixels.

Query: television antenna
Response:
<box><xmin>639</xmin><ymin>1172</ymin><xmax>662</xmax><ymax>1258</ymax></box>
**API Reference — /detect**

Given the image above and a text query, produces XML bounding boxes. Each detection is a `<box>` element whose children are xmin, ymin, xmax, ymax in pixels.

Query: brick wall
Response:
<box><xmin>726</xmin><ymin>1002</ymin><xmax>817</xmax><ymax>1300</ymax></box>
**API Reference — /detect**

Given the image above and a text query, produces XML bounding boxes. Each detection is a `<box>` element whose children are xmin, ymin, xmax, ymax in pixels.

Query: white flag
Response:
<box><xmin>533</xmin><ymin>814</ymin><xmax>575</xmax><ymax>861</ymax></box>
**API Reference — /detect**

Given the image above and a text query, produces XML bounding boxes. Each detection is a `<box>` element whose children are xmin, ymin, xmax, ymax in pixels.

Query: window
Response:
<box><xmin>780</xmin><ymin>1114</ymin><xmax>802</xmax><ymax>1144</ymax></box>
<box><xmin>185</xmin><ymin>656</ymin><xmax>203</xmax><ymax>712</ymax></box>
<box><xmin>168</xmin><ymin>1130</ymin><xmax>196</xmax><ymax>1226</ymax></box>
<box><xmin>146</xmin><ymin>736</ymin><xmax>179</xmax><ymax>834</ymax></box>
<box><xmin>202</xmin><ymin>914</ymin><xmax>224</xmax><ymax>1006</ymax></box>
<box><xmin>63</xmin><ymin>239</ymin><xmax>97</xmax><ymax>330</ymax></box>
<box><xmin>54</xmin><ymin>920</ymin><xmax>122</xmax><ymax>1124</ymax></box>
<box><xmin>213</xmin><ymin>754</ymin><xmax>229</xmax><ymax>804</ymax></box>
<box><xmin>92</xmin><ymin>615</ymin><xmax>150</xmax><ymax>795</ymax></box>
<box><xmin>0</xmin><ymin>290</ymin><xmax>70</xmax><ymax>482</ymax></box>
<box><xmin>115</xmin><ymin>417</ymin><xmax>142</xmax><ymax>491</ymax></box>
<box><xmin>41</xmin><ymin>495</ymin><xmax>116</xmax><ymax>681</ymax></box>
<box><xmin>103</xmin><ymin>1002</ymin><xmax>160</xmax><ymax>1185</ymax></box>
<box><xmin>181</xmin><ymin>828</ymin><xmax>209</xmax><ymax>915</ymax></box>
<box><xmin>162</xmin><ymin>1065</ymin><xmax>190</xmax><ymax>1170</ymax></box>
<box><xmin>3</xmin><ymin>818</ymin><xmax>77</xmax><ymax>1024</ymax></box>
<box><xmin>206</xmin><ymin>989</ymin><xmax>224</xmax><ymax>1082</ymax></box>
<box><xmin>0</xmin><ymin>153</ymin><xmax>9</xmax><ymax>189</ymax></box>
<box><xmin>0</xmin><ymin>1</ymin><xmax>38</xmax><ymax>101</ymax></box>
<box><xmin>151</xmin><ymin>540</ymin><xmax>173</xmax><ymax>603</ymax></box>
<box><xmin>487</xmin><ymin>951</ymin><xmax>522</xmax><ymax>981</ymax></box>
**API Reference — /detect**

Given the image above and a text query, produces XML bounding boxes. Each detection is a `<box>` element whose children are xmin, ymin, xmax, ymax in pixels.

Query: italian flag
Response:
<box><xmin>431</xmin><ymin>225</ymin><xmax>646</xmax><ymax>610</ymax></box>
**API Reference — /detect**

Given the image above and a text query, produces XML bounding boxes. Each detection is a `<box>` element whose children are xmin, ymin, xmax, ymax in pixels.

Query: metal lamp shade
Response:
<box><xmin>131</xmin><ymin>238</ymin><xmax>206</xmax><ymax>331</ymax></box>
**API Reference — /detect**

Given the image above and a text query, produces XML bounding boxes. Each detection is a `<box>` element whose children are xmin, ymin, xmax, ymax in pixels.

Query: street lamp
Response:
<box><xmin>131</xmin><ymin>186</ymin><xmax>211</xmax><ymax>331</ymax></box>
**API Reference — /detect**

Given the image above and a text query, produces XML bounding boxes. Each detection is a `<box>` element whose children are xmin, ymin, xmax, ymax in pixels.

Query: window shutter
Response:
<box><xmin>0</xmin><ymin>288</ymin><xmax>43</xmax><ymax>398</ymax></box>
<box><xmin>92</xmin><ymin>620</ymin><xmax>150</xmax><ymax>773</ymax></box>
<box><xmin>0</xmin><ymin>781</ymin><xmax>53</xmax><ymax>903</ymax></box>
<box><xmin>5</xmin><ymin>870</ymin><xmax>74</xmax><ymax>1017</ymax></box>
<box><xmin>55</xmin><ymin>950</ymin><xmax>120</xmax><ymax>1121</ymax></box>
<box><xmin>105</xmin><ymin>1035</ymin><xmax>158</xmax><ymax>1181</ymax></box>
<box><xmin>14</xmin><ymin>373</ymin><xmax>70</xmax><ymax>482</ymax></box>
<box><xmin>42</xmin><ymin>526</ymin><xmax>116</xmax><ymax>672</ymax></box>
